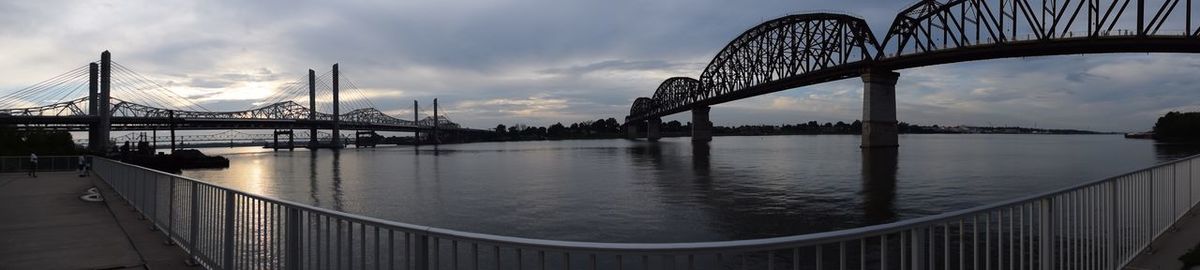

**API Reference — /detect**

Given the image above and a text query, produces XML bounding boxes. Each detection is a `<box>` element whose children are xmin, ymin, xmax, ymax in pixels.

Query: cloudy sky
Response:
<box><xmin>1</xmin><ymin>0</ymin><xmax>1197</xmax><ymax>132</ymax></box>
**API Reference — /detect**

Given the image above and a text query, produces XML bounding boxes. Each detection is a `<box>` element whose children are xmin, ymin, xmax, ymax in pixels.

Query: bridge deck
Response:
<box><xmin>0</xmin><ymin>172</ymin><xmax>192</xmax><ymax>269</ymax></box>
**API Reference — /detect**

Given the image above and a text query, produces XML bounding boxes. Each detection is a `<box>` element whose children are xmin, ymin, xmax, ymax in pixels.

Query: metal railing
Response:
<box><xmin>92</xmin><ymin>154</ymin><xmax>1200</xmax><ymax>270</ymax></box>
<box><xmin>0</xmin><ymin>155</ymin><xmax>84</xmax><ymax>173</ymax></box>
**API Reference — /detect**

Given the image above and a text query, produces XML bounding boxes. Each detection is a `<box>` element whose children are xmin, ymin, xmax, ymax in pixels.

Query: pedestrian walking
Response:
<box><xmin>77</xmin><ymin>156</ymin><xmax>87</xmax><ymax>177</ymax></box>
<box><xmin>28</xmin><ymin>153</ymin><xmax>38</xmax><ymax>177</ymax></box>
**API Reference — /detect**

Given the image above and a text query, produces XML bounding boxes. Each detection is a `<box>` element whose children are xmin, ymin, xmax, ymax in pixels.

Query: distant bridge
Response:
<box><xmin>625</xmin><ymin>0</ymin><xmax>1200</xmax><ymax>147</ymax></box>
<box><xmin>0</xmin><ymin>51</ymin><xmax>488</xmax><ymax>153</ymax></box>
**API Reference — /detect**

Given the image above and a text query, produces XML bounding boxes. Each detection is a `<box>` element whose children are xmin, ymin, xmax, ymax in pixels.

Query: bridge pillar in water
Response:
<box><xmin>439</xmin><ymin>97</ymin><xmax>444</xmax><ymax>145</ymax></box>
<box><xmin>861</xmin><ymin>70</ymin><xmax>900</xmax><ymax>148</ymax></box>
<box><xmin>413</xmin><ymin>100</ymin><xmax>420</xmax><ymax>147</ymax></box>
<box><xmin>691</xmin><ymin>106</ymin><xmax>712</xmax><ymax>142</ymax></box>
<box><xmin>97</xmin><ymin>51</ymin><xmax>113</xmax><ymax>155</ymax></box>
<box><xmin>646</xmin><ymin>118</ymin><xmax>662</xmax><ymax>141</ymax></box>
<box><xmin>625</xmin><ymin>122</ymin><xmax>641</xmax><ymax>139</ymax></box>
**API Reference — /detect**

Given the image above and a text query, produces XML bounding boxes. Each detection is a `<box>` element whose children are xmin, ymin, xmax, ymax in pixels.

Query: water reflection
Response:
<box><xmin>331</xmin><ymin>150</ymin><xmax>344</xmax><ymax>211</ymax></box>
<box><xmin>861</xmin><ymin>147</ymin><xmax>898</xmax><ymax>224</ymax></box>
<box><xmin>691</xmin><ymin>142</ymin><xmax>711</xmax><ymax>180</ymax></box>
<box><xmin>309</xmin><ymin>150</ymin><xmax>320</xmax><ymax>206</ymax></box>
<box><xmin>1154</xmin><ymin>142</ymin><xmax>1200</xmax><ymax>162</ymax></box>
<box><xmin>183</xmin><ymin>135</ymin><xmax>1200</xmax><ymax>242</ymax></box>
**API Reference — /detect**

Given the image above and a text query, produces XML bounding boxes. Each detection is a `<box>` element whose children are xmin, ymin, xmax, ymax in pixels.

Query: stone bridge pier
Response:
<box><xmin>861</xmin><ymin>70</ymin><xmax>899</xmax><ymax>148</ymax></box>
<box><xmin>646</xmin><ymin>118</ymin><xmax>662</xmax><ymax>141</ymax></box>
<box><xmin>691</xmin><ymin>106</ymin><xmax>712</xmax><ymax>142</ymax></box>
<box><xmin>625</xmin><ymin>121</ymin><xmax>642</xmax><ymax>139</ymax></box>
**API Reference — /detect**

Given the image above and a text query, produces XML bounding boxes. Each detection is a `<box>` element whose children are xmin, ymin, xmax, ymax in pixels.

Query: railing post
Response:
<box><xmin>1039</xmin><ymin>197</ymin><xmax>1054</xmax><ymax>270</ymax></box>
<box><xmin>167</xmin><ymin>176</ymin><xmax>175</xmax><ymax>239</ymax></box>
<box><xmin>189</xmin><ymin>182</ymin><xmax>200</xmax><ymax>259</ymax></box>
<box><xmin>150</xmin><ymin>173</ymin><xmax>158</xmax><ymax>225</ymax></box>
<box><xmin>286</xmin><ymin>207</ymin><xmax>301</xmax><ymax>270</ymax></box>
<box><xmin>223</xmin><ymin>190</ymin><xmax>236</xmax><ymax>269</ymax></box>
<box><xmin>1148</xmin><ymin>168</ymin><xmax>1155</xmax><ymax>249</ymax></box>
<box><xmin>416</xmin><ymin>234</ymin><xmax>430</xmax><ymax>270</ymax></box>
<box><xmin>910</xmin><ymin>227</ymin><xmax>926</xmax><ymax>270</ymax></box>
<box><xmin>1109</xmin><ymin>181</ymin><xmax>1119</xmax><ymax>269</ymax></box>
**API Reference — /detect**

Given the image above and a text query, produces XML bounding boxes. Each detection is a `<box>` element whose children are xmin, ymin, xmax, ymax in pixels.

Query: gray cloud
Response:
<box><xmin>540</xmin><ymin>60</ymin><xmax>701</xmax><ymax>77</ymax></box>
<box><xmin>0</xmin><ymin>0</ymin><xmax>1196</xmax><ymax>131</ymax></box>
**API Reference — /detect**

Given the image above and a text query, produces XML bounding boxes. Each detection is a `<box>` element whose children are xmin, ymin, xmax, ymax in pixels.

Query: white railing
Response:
<box><xmin>1</xmin><ymin>155</ymin><xmax>83</xmax><ymax>173</ymax></box>
<box><xmin>92</xmin><ymin>154</ymin><xmax>1200</xmax><ymax>270</ymax></box>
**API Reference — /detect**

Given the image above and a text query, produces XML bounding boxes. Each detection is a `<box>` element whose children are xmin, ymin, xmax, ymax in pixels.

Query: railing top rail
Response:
<box><xmin>94</xmin><ymin>153</ymin><xmax>1200</xmax><ymax>253</ymax></box>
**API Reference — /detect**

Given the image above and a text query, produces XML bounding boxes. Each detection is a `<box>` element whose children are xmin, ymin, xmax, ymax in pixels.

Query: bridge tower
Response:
<box><xmin>87</xmin><ymin>62</ymin><xmax>100</xmax><ymax>153</ymax></box>
<box><xmin>331</xmin><ymin>64</ymin><xmax>341</xmax><ymax>148</ymax></box>
<box><xmin>646</xmin><ymin>117</ymin><xmax>661</xmax><ymax>141</ymax></box>
<box><xmin>308</xmin><ymin>69</ymin><xmax>318</xmax><ymax>149</ymax></box>
<box><xmin>691</xmin><ymin>106</ymin><xmax>712</xmax><ymax>142</ymax></box>
<box><xmin>96</xmin><ymin>51</ymin><xmax>113</xmax><ymax>155</ymax></box>
<box><xmin>861</xmin><ymin>70</ymin><xmax>900</xmax><ymax>148</ymax></box>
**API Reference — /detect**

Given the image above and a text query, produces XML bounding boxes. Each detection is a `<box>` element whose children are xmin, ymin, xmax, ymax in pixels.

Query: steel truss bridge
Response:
<box><xmin>625</xmin><ymin>0</ymin><xmax>1200</xmax><ymax>147</ymax></box>
<box><xmin>0</xmin><ymin>51</ymin><xmax>484</xmax><ymax>151</ymax></box>
<box><xmin>99</xmin><ymin>130</ymin><xmax>337</xmax><ymax>144</ymax></box>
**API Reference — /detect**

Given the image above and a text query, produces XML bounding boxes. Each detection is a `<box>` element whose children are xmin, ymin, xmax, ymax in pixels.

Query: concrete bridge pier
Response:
<box><xmin>861</xmin><ymin>70</ymin><xmax>900</xmax><ymax>148</ymax></box>
<box><xmin>646</xmin><ymin>118</ymin><xmax>662</xmax><ymax>141</ymax></box>
<box><xmin>625</xmin><ymin>122</ymin><xmax>641</xmax><ymax>139</ymax></box>
<box><xmin>691</xmin><ymin>106</ymin><xmax>712</xmax><ymax>142</ymax></box>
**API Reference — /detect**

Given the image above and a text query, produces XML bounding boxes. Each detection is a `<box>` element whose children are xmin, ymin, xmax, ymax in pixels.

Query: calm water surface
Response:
<box><xmin>183</xmin><ymin>134</ymin><xmax>1200</xmax><ymax>243</ymax></box>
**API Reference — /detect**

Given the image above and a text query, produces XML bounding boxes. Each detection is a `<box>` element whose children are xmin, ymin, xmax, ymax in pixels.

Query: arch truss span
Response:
<box><xmin>626</xmin><ymin>97</ymin><xmax>655</xmax><ymax>123</ymax></box>
<box><xmin>648</xmin><ymin>77</ymin><xmax>701</xmax><ymax>118</ymax></box>
<box><xmin>694</xmin><ymin>13</ymin><xmax>881</xmax><ymax>110</ymax></box>
<box><xmin>878</xmin><ymin>0</ymin><xmax>1200</xmax><ymax>68</ymax></box>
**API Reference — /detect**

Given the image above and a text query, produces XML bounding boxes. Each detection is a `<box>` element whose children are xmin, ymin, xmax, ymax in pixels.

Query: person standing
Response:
<box><xmin>28</xmin><ymin>153</ymin><xmax>38</xmax><ymax>177</ymax></box>
<box><xmin>77</xmin><ymin>156</ymin><xmax>87</xmax><ymax>177</ymax></box>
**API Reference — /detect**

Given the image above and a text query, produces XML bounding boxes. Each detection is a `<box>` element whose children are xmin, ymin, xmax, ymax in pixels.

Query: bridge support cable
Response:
<box><xmin>0</xmin><ymin>64</ymin><xmax>89</xmax><ymax>108</ymax></box>
<box><xmin>109</xmin><ymin>74</ymin><xmax>178</xmax><ymax>110</ymax></box>
<box><xmin>339</xmin><ymin>73</ymin><xmax>379</xmax><ymax>110</ymax></box>
<box><xmin>110</xmin><ymin>61</ymin><xmax>209</xmax><ymax>111</ymax></box>
<box><xmin>861</xmin><ymin>70</ymin><xmax>900</xmax><ymax>148</ymax></box>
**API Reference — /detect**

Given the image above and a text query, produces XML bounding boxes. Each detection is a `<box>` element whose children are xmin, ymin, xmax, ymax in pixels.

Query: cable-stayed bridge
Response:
<box><xmin>0</xmin><ymin>51</ymin><xmax>482</xmax><ymax>152</ymax></box>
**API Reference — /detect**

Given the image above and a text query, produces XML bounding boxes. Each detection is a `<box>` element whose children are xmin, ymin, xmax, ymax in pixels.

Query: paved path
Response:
<box><xmin>0</xmin><ymin>172</ymin><xmax>193</xmax><ymax>269</ymax></box>
<box><xmin>1126</xmin><ymin>207</ymin><xmax>1200</xmax><ymax>270</ymax></box>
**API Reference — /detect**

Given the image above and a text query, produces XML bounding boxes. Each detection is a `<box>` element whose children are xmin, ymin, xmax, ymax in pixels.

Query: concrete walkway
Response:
<box><xmin>1126</xmin><ymin>207</ymin><xmax>1200</xmax><ymax>270</ymax></box>
<box><xmin>0</xmin><ymin>172</ymin><xmax>193</xmax><ymax>270</ymax></box>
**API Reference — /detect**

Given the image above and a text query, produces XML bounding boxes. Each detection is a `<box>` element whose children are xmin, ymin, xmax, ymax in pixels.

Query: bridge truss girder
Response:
<box><xmin>626</xmin><ymin>1</ymin><xmax>1200</xmax><ymax>124</ymax></box>
<box><xmin>881</xmin><ymin>0</ymin><xmax>1200</xmax><ymax>58</ymax></box>
<box><xmin>1</xmin><ymin>98</ymin><xmax>467</xmax><ymax>132</ymax></box>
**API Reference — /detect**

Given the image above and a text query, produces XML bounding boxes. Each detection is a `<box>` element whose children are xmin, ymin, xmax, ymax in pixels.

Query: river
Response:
<box><xmin>181</xmin><ymin>134</ymin><xmax>1200</xmax><ymax>243</ymax></box>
